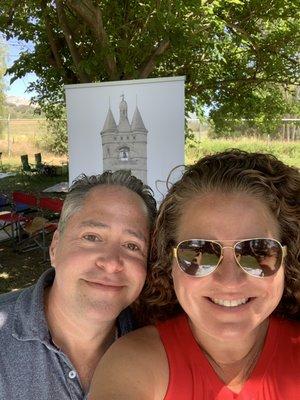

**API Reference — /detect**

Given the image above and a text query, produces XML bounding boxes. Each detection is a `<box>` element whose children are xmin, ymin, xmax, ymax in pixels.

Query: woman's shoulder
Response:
<box><xmin>89</xmin><ymin>325</ymin><xmax>169</xmax><ymax>400</ymax></box>
<box><xmin>116</xmin><ymin>324</ymin><xmax>163</xmax><ymax>351</ymax></box>
<box><xmin>120</xmin><ymin>313</ymin><xmax>187</xmax><ymax>351</ymax></box>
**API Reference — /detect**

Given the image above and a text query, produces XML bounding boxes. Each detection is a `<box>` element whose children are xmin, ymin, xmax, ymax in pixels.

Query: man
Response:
<box><xmin>0</xmin><ymin>170</ymin><xmax>157</xmax><ymax>400</ymax></box>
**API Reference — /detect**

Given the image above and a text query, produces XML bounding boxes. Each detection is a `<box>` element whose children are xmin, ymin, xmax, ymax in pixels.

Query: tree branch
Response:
<box><xmin>55</xmin><ymin>0</ymin><xmax>90</xmax><ymax>83</ymax></box>
<box><xmin>41</xmin><ymin>1</ymin><xmax>65</xmax><ymax>75</ymax></box>
<box><xmin>7</xmin><ymin>0</ymin><xmax>21</xmax><ymax>25</ymax></box>
<box><xmin>222</xmin><ymin>18</ymin><xmax>259</xmax><ymax>53</ymax></box>
<box><xmin>65</xmin><ymin>0</ymin><xmax>118</xmax><ymax>80</ymax></box>
<box><xmin>138</xmin><ymin>39</ymin><xmax>170</xmax><ymax>78</ymax></box>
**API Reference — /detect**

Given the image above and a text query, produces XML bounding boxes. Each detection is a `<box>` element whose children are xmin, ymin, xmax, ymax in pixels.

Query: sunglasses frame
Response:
<box><xmin>173</xmin><ymin>237</ymin><xmax>287</xmax><ymax>278</ymax></box>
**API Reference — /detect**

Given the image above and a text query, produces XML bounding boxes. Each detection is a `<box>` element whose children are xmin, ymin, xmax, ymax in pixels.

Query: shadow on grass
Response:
<box><xmin>0</xmin><ymin>172</ymin><xmax>69</xmax><ymax>197</ymax></box>
<box><xmin>0</xmin><ymin>171</ymin><xmax>67</xmax><ymax>293</ymax></box>
<box><xmin>0</xmin><ymin>240</ymin><xmax>51</xmax><ymax>294</ymax></box>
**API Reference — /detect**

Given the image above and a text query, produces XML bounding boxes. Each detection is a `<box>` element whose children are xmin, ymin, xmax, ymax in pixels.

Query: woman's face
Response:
<box><xmin>172</xmin><ymin>191</ymin><xmax>285</xmax><ymax>341</ymax></box>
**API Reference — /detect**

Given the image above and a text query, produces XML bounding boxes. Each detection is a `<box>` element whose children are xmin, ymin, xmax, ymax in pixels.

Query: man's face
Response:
<box><xmin>49</xmin><ymin>185</ymin><xmax>150</xmax><ymax>323</ymax></box>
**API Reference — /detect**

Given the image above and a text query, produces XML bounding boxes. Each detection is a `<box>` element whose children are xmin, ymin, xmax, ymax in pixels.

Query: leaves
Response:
<box><xmin>0</xmin><ymin>0</ymin><xmax>299</xmax><ymax>135</ymax></box>
<box><xmin>0</xmin><ymin>39</ymin><xmax>7</xmax><ymax>117</ymax></box>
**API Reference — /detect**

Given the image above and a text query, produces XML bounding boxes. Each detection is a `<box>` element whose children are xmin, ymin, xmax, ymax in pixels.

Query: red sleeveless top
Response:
<box><xmin>156</xmin><ymin>314</ymin><xmax>300</xmax><ymax>400</ymax></box>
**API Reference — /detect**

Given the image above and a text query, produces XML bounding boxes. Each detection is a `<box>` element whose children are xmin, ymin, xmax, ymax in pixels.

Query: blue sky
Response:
<box><xmin>3</xmin><ymin>37</ymin><xmax>37</xmax><ymax>99</ymax></box>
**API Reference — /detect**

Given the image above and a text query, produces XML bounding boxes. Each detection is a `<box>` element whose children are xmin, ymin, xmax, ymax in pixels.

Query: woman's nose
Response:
<box><xmin>213</xmin><ymin>247</ymin><xmax>246</xmax><ymax>286</ymax></box>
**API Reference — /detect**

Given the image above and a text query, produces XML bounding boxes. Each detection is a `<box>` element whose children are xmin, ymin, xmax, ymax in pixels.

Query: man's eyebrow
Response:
<box><xmin>125</xmin><ymin>229</ymin><xmax>147</xmax><ymax>244</ymax></box>
<box><xmin>78</xmin><ymin>220</ymin><xmax>147</xmax><ymax>243</ymax></box>
<box><xmin>79</xmin><ymin>220</ymin><xmax>109</xmax><ymax>229</ymax></box>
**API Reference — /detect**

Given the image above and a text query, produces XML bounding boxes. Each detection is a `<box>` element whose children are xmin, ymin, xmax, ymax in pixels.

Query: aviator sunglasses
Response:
<box><xmin>173</xmin><ymin>238</ymin><xmax>287</xmax><ymax>278</ymax></box>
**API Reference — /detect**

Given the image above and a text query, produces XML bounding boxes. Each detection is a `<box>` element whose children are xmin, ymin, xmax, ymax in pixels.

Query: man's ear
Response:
<box><xmin>49</xmin><ymin>229</ymin><xmax>60</xmax><ymax>266</ymax></box>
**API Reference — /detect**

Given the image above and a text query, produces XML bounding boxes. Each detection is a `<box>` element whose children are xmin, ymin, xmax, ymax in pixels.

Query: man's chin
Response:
<box><xmin>77</xmin><ymin>296</ymin><xmax>125</xmax><ymax>321</ymax></box>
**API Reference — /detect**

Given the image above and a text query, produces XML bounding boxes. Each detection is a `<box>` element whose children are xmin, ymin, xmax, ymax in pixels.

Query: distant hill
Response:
<box><xmin>5</xmin><ymin>95</ymin><xmax>32</xmax><ymax>107</ymax></box>
<box><xmin>3</xmin><ymin>95</ymin><xmax>42</xmax><ymax>119</ymax></box>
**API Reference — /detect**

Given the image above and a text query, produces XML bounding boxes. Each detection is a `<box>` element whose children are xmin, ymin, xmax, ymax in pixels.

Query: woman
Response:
<box><xmin>89</xmin><ymin>150</ymin><xmax>300</xmax><ymax>400</ymax></box>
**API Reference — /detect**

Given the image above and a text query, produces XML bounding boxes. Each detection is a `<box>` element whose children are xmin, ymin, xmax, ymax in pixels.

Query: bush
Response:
<box><xmin>36</xmin><ymin>104</ymin><xmax>68</xmax><ymax>156</ymax></box>
<box><xmin>185</xmin><ymin>137</ymin><xmax>300</xmax><ymax>168</ymax></box>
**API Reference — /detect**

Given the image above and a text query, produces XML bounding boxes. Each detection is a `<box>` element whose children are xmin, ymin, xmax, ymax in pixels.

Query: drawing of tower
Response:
<box><xmin>100</xmin><ymin>95</ymin><xmax>148</xmax><ymax>183</ymax></box>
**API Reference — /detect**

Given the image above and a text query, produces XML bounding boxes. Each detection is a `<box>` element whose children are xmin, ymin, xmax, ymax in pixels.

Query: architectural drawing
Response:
<box><xmin>100</xmin><ymin>95</ymin><xmax>148</xmax><ymax>183</ymax></box>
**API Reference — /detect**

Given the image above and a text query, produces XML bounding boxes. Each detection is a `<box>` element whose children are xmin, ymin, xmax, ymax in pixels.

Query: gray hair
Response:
<box><xmin>58</xmin><ymin>170</ymin><xmax>157</xmax><ymax>233</ymax></box>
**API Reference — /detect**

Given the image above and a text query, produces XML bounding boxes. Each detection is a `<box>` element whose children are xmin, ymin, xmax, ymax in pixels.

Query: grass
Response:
<box><xmin>0</xmin><ymin>150</ymin><xmax>67</xmax><ymax>173</ymax></box>
<box><xmin>0</xmin><ymin>172</ymin><xmax>68</xmax><ymax>198</ymax></box>
<box><xmin>185</xmin><ymin>137</ymin><xmax>300</xmax><ymax>168</ymax></box>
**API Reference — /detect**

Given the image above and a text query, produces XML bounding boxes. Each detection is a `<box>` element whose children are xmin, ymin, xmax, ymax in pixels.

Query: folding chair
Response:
<box><xmin>20</xmin><ymin>155</ymin><xmax>37</xmax><ymax>174</ymax></box>
<box><xmin>0</xmin><ymin>192</ymin><xmax>39</xmax><ymax>243</ymax></box>
<box><xmin>13</xmin><ymin>191</ymin><xmax>39</xmax><ymax>213</ymax></box>
<box><xmin>0</xmin><ymin>194</ymin><xmax>10</xmax><ymax>210</ymax></box>
<box><xmin>35</xmin><ymin>153</ymin><xmax>43</xmax><ymax>170</ymax></box>
<box><xmin>0</xmin><ymin>195</ymin><xmax>12</xmax><ymax>241</ymax></box>
<box><xmin>17</xmin><ymin>196</ymin><xmax>64</xmax><ymax>260</ymax></box>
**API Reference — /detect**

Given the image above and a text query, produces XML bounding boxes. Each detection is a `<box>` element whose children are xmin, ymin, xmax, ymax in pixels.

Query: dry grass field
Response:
<box><xmin>0</xmin><ymin>119</ymin><xmax>67</xmax><ymax>169</ymax></box>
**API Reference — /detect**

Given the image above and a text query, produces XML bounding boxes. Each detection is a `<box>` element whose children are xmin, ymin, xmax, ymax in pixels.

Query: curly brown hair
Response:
<box><xmin>138</xmin><ymin>149</ymin><xmax>300</xmax><ymax>324</ymax></box>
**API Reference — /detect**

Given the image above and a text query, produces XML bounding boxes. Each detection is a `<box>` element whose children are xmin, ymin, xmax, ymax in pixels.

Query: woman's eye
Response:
<box><xmin>83</xmin><ymin>234</ymin><xmax>100</xmax><ymax>242</ymax></box>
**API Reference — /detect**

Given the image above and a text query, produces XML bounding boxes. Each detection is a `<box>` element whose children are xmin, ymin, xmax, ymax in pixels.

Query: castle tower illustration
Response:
<box><xmin>100</xmin><ymin>95</ymin><xmax>148</xmax><ymax>183</ymax></box>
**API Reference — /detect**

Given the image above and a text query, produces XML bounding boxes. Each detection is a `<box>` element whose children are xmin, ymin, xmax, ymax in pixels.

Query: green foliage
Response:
<box><xmin>210</xmin><ymin>85</ymin><xmax>300</xmax><ymax>136</ymax></box>
<box><xmin>0</xmin><ymin>1</ymin><xmax>299</xmax><ymax>134</ymax></box>
<box><xmin>185</xmin><ymin>137</ymin><xmax>300</xmax><ymax>167</ymax></box>
<box><xmin>37</xmin><ymin>103</ymin><xmax>68</xmax><ymax>156</ymax></box>
<box><xmin>0</xmin><ymin>39</ymin><xmax>6</xmax><ymax>120</ymax></box>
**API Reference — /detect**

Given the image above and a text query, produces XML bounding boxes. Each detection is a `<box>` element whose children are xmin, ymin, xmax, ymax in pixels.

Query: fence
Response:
<box><xmin>281</xmin><ymin>118</ymin><xmax>300</xmax><ymax>141</ymax></box>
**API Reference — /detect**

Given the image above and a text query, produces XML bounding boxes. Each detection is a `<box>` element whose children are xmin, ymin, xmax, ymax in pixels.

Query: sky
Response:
<box><xmin>3</xmin><ymin>37</ymin><xmax>37</xmax><ymax>99</ymax></box>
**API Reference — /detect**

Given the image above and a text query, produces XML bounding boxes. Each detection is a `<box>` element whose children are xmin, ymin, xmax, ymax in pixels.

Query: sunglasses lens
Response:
<box><xmin>236</xmin><ymin>239</ymin><xmax>283</xmax><ymax>277</ymax></box>
<box><xmin>177</xmin><ymin>240</ymin><xmax>221</xmax><ymax>277</ymax></box>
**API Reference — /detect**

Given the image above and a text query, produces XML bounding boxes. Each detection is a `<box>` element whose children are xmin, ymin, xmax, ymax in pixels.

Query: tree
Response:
<box><xmin>0</xmin><ymin>39</ymin><xmax>6</xmax><ymax>118</ymax></box>
<box><xmin>210</xmin><ymin>84</ymin><xmax>300</xmax><ymax>137</ymax></box>
<box><xmin>0</xmin><ymin>0</ymin><xmax>299</xmax><ymax>133</ymax></box>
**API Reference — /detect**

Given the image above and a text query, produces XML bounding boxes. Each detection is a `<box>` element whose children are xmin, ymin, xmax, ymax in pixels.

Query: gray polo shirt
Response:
<box><xmin>0</xmin><ymin>268</ymin><xmax>136</xmax><ymax>400</ymax></box>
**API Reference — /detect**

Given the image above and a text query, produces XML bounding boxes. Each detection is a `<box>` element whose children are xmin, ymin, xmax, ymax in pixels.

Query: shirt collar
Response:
<box><xmin>12</xmin><ymin>268</ymin><xmax>55</xmax><ymax>345</ymax></box>
<box><xmin>11</xmin><ymin>267</ymin><xmax>136</xmax><ymax>342</ymax></box>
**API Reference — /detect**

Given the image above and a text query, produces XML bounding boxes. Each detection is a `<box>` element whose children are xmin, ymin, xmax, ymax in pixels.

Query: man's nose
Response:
<box><xmin>213</xmin><ymin>247</ymin><xmax>246</xmax><ymax>286</ymax></box>
<box><xmin>95</xmin><ymin>245</ymin><xmax>124</xmax><ymax>273</ymax></box>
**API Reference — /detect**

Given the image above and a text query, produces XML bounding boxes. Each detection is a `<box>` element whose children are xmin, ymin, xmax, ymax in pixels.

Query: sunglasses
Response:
<box><xmin>173</xmin><ymin>238</ymin><xmax>287</xmax><ymax>278</ymax></box>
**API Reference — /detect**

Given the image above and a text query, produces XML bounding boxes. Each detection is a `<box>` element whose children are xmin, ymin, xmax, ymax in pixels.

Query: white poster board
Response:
<box><xmin>65</xmin><ymin>76</ymin><xmax>185</xmax><ymax>202</ymax></box>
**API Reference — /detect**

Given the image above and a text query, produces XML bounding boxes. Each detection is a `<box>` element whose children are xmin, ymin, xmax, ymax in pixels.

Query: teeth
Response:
<box><xmin>211</xmin><ymin>298</ymin><xmax>249</xmax><ymax>307</ymax></box>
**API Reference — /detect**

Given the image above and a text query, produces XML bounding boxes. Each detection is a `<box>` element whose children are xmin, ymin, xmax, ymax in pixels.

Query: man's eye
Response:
<box><xmin>83</xmin><ymin>234</ymin><xmax>100</xmax><ymax>242</ymax></box>
<box><xmin>125</xmin><ymin>243</ymin><xmax>140</xmax><ymax>252</ymax></box>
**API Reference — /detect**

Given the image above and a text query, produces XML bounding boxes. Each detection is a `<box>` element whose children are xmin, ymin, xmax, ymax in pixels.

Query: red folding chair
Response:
<box><xmin>17</xmin><ymin>196</ymin><xmax>64</xmax><ymax>260</ymax></box>
<box><xmin>39</xmin><ymin>197</ymin><xmax>64</xmax><ymax>214</ymax></box>
<box><xmin>0</xmin><ymin>192</ymin><xmax>38</xmax><ymax>243</ymax></box>
<box><xmin>13</xmin><ymin>192</ymin><xmax>38</xmax><ymax>210</ymax></box>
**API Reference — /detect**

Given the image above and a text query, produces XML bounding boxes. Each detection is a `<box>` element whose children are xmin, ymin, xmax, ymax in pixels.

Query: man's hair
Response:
<box><xmin>57</xmin><ymin>170</ymin><xmax>157</xmax><ymax>233</ymax></box>
<box><xmin>139</xmin><ymin>149</ymin><xmax>300</xmax><ymax>323</ymax></box>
